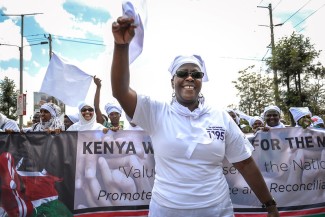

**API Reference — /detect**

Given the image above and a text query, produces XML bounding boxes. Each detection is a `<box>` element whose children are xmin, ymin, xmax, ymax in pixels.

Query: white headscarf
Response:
<box><xmin>33</xmin><ymin>103</ymin><xmax>65</xmax><ymax>131</ymax></box>
<box><xmin>104</xmin><ymin>103</ymin><xmax>122</xmax><ymax>115</ymax></box>
<box><xmin>249</xmin><ymin>116</ymin><xmax>264</xmax><ymax>128</ymax></box>
<box><xmin>66</xmin><ymin>113</ymin><xmax>79</xmax><ymax>123</ymax></box>
<box><xmin>289</xmin><ymin>107</ymin><xmax>312</xmax><ymax>126</ymax></box>
<box><xmin>67</xmin><ymin>102</ymin><xmax>104</xmax><ymax>131</ymax></box>
<box><xmin>168</xmin><ymin>55</ymin><xmax>209</xmax><ymax>82</ymax></box>
<box><xmin>263</xmin><ymin>105</ymin><xmax>281</xmax><ymax>116</ymax></box>
<box><xmin>235</xmin><ymin>109</ymin><xmax>264</xmax><ymax>128</ymax></box>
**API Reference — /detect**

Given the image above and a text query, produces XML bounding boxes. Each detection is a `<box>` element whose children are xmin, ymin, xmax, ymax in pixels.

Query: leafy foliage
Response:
<box><xmin>0</xmin><ymin>77</ymin><xmax>18</xmax><ymax>120</ymax></box>
<box><xmin>233</xmin><ymin>32</ymin><xmax>325</xmax><ymax>124</ymax></box>
<box><xmin>266</xmin><ymin>32</ymin><xmax>324</xmax><ymax>113</ymax></box>
<box><xmin>232</xmin><ymin>65</ymin><xmax>274</xmax><ymax>116</ymax></box>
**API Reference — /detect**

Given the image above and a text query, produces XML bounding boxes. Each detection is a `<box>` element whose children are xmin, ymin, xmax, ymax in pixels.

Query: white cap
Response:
<box><xmin>105</xmin><ymin>103</ymin><xmax>122</xmax><ymax>115</ymax></box>
<box><xmin>168</xmin><ymin>54</ymin><xmax>208</xmax><ymax>82</ymax></box>
<box><xmin>289</xmin><ymin>107</ymin><xmax>312</xmax><ymax>124</ymax></box>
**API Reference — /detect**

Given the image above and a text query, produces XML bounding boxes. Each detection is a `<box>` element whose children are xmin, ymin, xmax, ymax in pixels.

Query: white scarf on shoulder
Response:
<box><xmin>170</xmin><ymin>100</ymin><xmax>213</xmax><ymax>158</ymax></box>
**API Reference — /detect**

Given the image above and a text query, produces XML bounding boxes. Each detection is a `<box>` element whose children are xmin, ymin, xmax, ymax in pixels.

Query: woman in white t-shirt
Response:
<box><xmin>110</xmin><ymin>16</ymin><xmax>279</xmax><ymax>217</ymax></box>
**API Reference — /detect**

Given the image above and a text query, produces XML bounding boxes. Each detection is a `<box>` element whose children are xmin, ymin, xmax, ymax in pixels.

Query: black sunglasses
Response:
<box><xmin>81</xmin><ymin>107</ymin><xmax>94</xmax><ymax>112</ymax></box>
<box><xmin>175</xmin><ymin>71</ymin><xmax>204</xmax><ymax>79</ymax></box>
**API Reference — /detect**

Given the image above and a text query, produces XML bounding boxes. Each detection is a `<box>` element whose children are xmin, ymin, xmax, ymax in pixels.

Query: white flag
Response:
<box><xmin>40</xmin><ymin>53</ymin><xmax>92</xmax><ymax>107</ymax></box>
<box><xmin>122</xmin><ymin>0</ymin><xmax>147</xmax><ymax>64</ymax></box>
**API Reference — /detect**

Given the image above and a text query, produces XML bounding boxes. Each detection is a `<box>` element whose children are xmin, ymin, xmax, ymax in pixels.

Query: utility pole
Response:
<box><xmin>257</xmin><ymin>3</ymin><xmax>282</xmax><ymax>105</ymax></box>
<box><xmin>1</xmin><ymin>13</ymin><xmax>43</xmax><ymax>128</ymax></box>
<box><xmin>45</xmin><ymin>34</ymin><xmax>53</xmax><ymax>60</ymax></box>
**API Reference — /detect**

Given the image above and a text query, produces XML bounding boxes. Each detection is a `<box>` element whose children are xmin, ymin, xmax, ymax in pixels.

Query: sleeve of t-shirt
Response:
<box><xmin>4</xmin><ymin>120</ymin><xmax>20</xmax><ymax>132</ymax></box>
<box><xmin>223</xmin><ymin>111</ymin><xmax>254</xmax><ymax>163</ymax></box>
<box><xmin>132</xmin><ymin>94</ymin><xmax>163</xmax><ymax>135</ymax></box>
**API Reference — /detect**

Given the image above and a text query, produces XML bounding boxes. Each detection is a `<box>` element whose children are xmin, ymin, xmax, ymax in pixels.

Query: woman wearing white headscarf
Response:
<box><xmin>289</xmin><ymin>107</ymin><xmax>312</xmax><ymax>129</ymax></box>
<box><xmin>109</xmin><ymin>15</ymin><xmax>279</xmax><ymax>217</ymax></box>
<box><xmin>64</xmin><ymin>113</ymin><xmax>79</xmax><ymax>131</ymax></box>
<box><xmin>262</xmin><ymin>105</ymin><xmax>285</xmax><ymax>128</ymax></box>
<box><xmin>32</xmin><ymin>103</ymin><xmax>65</xmax><ymax>132</ymax></box>
<box><xmin>93</xmin><ymin>76</ymin><xmax>124</xmax><ymax>131</ymax></box>
<box><xmin>67</xmin><ymin>102</ymin><xmax>108</xmax><ymax>132</ymax></box>
<box><xmin>235</xmin><ymin>110</ymin><xmax>264</xmax><ymax>133</ymax></box>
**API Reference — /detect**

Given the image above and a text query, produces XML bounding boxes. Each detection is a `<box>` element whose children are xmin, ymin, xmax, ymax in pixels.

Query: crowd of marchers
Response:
<box><xmin>0</xmin><ymin>76</ymin><xmax>141</xmax><ymax>134</ymax></box>
<box><xmin>227</xmin><ymin>105</ymin><xmax>324</xmax><ymax>135</ymax></box>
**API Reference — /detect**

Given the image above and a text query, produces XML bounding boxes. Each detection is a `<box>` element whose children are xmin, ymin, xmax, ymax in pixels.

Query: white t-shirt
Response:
<box><xmin>132</xmin><ymin>94</ymin><xmax>253</xmax><ymax>209</ymax></box>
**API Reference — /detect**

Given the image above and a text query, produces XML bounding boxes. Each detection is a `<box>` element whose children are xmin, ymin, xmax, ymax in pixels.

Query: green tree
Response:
<box><xmin>266</xmin><ymin>32</ymin><xmax>322</xmax><ymax>109</ymax></box>
<box><xmin>304</xmin><ymin>63</ymin><xmax>325</xmax><ymax>116</ymax></box>
<box><xmin>232</xmin><ymin>65</ymin><xmax>274</xmax><ymax>116</ymax></box>
<box><xmin>0</xmin><ymin>77</ymin><xmax>18</xmax><ymax>120</ymax></box>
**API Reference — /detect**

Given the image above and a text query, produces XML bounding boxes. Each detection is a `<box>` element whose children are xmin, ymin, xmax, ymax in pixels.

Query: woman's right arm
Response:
<box><xmin>93</xmin><ymin>76</ymin><xmax>105</xmax><ymax>124</ymax></box>
<box><xmin>111</xmin><ymin>16</ymin><xmax>137</xmax><ymax>119</ymax></box>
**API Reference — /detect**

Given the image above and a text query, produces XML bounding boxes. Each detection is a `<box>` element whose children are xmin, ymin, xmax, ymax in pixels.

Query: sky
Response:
<box><xmin>0</xmin><ymin>0</ymin><xmax>324</xmax><ymax>125</ymax></box>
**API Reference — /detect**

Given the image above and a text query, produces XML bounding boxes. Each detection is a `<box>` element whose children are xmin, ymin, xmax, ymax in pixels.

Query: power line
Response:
<box><xmin>25</xmin><ymin>33</ymin><xmax>104</xmax><ymax>45</ymax></box>
<box><xmin>25</xmin><ymin>33</ymin><xmax>46</xmax><ymax>38</ymax></box>
<box><xmin>27</xmin><ymin>37</ymin><xmax>47</xmax><ymax>42</ymax></box>
<box><xmin>261</xmin><ymin>49</ymin><xmax>270</xmax><ymax>61</ymax></box>
<box><xmin>297</xmin><ymin>27</ymin><xmax>306</xmax><ymax>33</ymax></box>
<box><xmin>51</xmin><ymin>34</ymin><xmax>103</xmax><ymax>43</ymax></box>
<box><xmin>272</xmin><ymin>0</ymin><xmax>283</xmax><ymax>12</ymax></box>
<box><xmin>219</xmin><ymin>56</ymin><xmax>265</xmax><ymax>61</ymax></box>
<box><xmin>282</xmin><ymin>0</ymin><xmax>312</xmax><ymax>25</ymax></box>
<box><xmin>294</xmin><ymin>3</ymin><xmax>325</xmax><ymax>28</ymax></box>
<box><xmin>53</xmin><ymin>37</ymin><xmax>105</xmax><ymax>46</ymax></box>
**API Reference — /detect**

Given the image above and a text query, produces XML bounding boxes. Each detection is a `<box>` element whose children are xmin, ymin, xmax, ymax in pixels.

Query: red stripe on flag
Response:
<box><xmin>279</xmin><ymin>207</ymin><xmax>325</xmax><ymax>217</ymax></box>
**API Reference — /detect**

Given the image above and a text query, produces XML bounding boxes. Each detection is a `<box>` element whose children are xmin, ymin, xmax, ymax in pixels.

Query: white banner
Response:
<box><xmin>74</xmin><ymin>130</ymin><xmax>154</xmax><ymax>214</ymax></box>
<box><xmin>224</xmin><ymin>127</ymin><xmax>325</xmax><ymax>216</ymax></box>
<box><xmin>71</xmin><ymin>127</ymin><xmax>325</xmax><ymax>216</ymax></box>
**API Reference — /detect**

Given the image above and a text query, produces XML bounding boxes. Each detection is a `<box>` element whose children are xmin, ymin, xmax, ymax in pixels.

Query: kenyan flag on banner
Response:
<box><xmin>0</xmin><ymin>132</ymin><xmax>77</xmax><ymax>217</ymax></box>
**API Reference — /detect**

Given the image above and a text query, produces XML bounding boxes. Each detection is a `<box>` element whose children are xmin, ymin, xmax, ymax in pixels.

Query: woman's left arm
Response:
<box><xmin>233</xmin><ymin>156</ymin><xmax>280</xmax><ymax>217</ymax></box>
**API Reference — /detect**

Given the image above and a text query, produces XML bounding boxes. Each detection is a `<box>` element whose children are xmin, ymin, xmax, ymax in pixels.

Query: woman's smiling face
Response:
<box><xmin>171</xmin><ymin>63</ymin><xmax>202</xmax><ymax>110</ymax></box>
<box><xmin>265</xmin><ymin>110</ymin><xmax>280</xmax><ymax>127</ymax></box>
<box><xmin>81</xmin><ymin>106</ymin><xmax>94</xmax><ymax>121</ymax></box>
